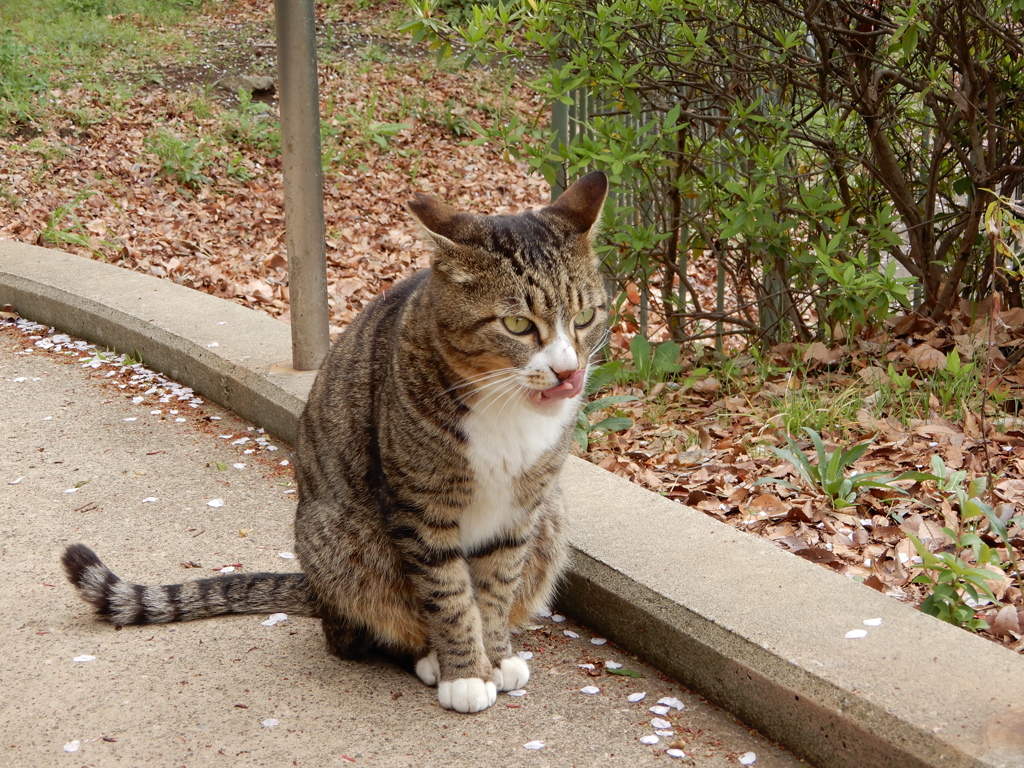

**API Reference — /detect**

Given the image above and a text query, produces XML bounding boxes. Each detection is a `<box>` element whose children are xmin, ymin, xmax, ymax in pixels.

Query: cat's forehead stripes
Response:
<box><xmin>483</xmin><ymin>213</ymin><xmax>583</xmax><ymax>273</ymax></box>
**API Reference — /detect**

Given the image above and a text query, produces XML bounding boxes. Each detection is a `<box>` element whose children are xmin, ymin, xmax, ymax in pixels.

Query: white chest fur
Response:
<box><xmin>459</xmin><ymin>390</ymin><xmax>577</xmax><ymax>552</ymax></box>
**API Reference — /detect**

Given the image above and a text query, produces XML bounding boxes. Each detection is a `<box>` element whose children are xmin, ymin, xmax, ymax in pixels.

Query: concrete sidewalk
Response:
<box><xmin>0</xmin><ymin>325</ymin><xmax>802</xmax><ymax>767</ymax></box>
<box><xmin>3</xmin><ymin>241</ymin><xmax>1024</xmax><ymax>768</ymax></box>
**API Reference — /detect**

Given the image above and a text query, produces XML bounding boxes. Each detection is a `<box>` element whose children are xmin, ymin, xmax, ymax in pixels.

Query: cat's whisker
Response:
<box><xmin>464</xmin><ymin>377</ymin><xmax>525</xmax><ymax>428</ymax></box>
<box><xmin>462</xmin><ymin>373</ymin><xmax>523</xmax><ymax>403</ymax></box>
<box><xmin>444</xmin><ymin>367</ymin><xmax>520</xmax><ymax>395</ymax></box>
<box><xmin>587</xmin><ymin>331</ymin><xmax>612</xmax><ymax>364</ymax></box>
<box><xmin>491</xmin><ymin>381</ymin><xmax>528</xmax><ymax>424</ymax></box>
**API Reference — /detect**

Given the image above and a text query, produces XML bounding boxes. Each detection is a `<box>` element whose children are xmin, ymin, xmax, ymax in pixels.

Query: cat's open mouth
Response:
<box><xmin>527</xmin><ymin>369</ymin><xmax>586</xmax><ymax>407</ymax></box>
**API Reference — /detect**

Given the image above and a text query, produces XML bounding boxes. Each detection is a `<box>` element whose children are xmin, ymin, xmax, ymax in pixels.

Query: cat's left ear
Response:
<box><xmin>546</xmin><ymin>170</ymin><xmax>608</xmax><ymax>238</ymax></box>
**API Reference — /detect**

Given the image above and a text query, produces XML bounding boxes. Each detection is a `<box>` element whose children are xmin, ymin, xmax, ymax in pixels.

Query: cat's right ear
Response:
<box><xmin>407</xmin><ymin>193</ymin><xmax>477</xmax><ymax>283</ymax></box>
<box><xmin>407</xmin><ymin>193</ymin><xmax>471</xmax><ymax>248</ymax></box>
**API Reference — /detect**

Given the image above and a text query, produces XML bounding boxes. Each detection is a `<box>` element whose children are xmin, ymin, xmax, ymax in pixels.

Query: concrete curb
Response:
<box><xmin>3</xmin><ymin>241</ymin><xmax>1023</xmax><ymax>768</ymax></box>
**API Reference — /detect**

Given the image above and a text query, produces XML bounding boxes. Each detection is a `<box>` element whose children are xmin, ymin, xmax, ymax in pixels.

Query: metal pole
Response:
<box><xmin>550</xmin><ymin>97</ymin><xmax>569</xmax><ymax>201</ymax></box>
<box><xmin>274</xmin><ymin>0</ymin><xmax>330</xmax><ymax>371</ymax></box>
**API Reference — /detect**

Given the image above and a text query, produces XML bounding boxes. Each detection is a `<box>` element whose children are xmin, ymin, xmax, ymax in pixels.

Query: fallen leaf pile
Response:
<box><xmin>584</xmin><ymin>300</ymin><xmax>1024</xmax><ymax>650</ymax></box>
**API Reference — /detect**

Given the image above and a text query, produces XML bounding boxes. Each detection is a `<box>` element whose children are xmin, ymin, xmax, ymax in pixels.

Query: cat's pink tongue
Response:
<box><xmin>529</xmin><ymin>369</ymin><xmax>586</xmax><ymax>406</ymax></box>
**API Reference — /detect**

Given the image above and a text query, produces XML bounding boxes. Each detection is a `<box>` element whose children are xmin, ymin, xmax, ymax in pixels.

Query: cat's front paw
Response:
<box><xmin>415</xmin><ymin>650</ymin><xmax>440</xmax><ymax>686</ymax></box>
<box><xmin>492</xmin><ymin>655</ymin><xmax>530</xmax><ymax>691</ymax></box>
<box><xmin>437</xmin><ymin>678</ymin><xmax>497</xmax><ymax>713</ymax></box>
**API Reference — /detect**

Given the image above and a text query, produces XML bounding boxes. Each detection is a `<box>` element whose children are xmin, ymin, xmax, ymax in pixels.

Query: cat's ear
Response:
<box><xmin>407</xmin><ymin>193</ymin><xmax>473</xmax><ymax>248</ymax></box>
<box><xmin>547</xmin><ymin>170</ymin><xmax>608</xmax><ymax>236</ymax></box>
<box><xmin>407</xmin><ymin>193</ymin><xmax>478</xmax><ymax>283</ymax></box>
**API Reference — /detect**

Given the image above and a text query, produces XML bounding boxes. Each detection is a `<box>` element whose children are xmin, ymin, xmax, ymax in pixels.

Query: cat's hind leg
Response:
<box><xmin>321</xmin><ymin>614</ymin><xmax>376</xmax><ymax>660</ymax></box>
<box><xmin>414</xmin><ymin>649</ymin><xmax>440</xmax><ymax>685</ymax></box>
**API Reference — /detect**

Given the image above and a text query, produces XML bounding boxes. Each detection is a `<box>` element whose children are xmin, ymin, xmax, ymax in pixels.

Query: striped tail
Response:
<box><xmin>61</xmin><ymin>543</ymin><xmax>319</xmax><ymax>626</ymax></box>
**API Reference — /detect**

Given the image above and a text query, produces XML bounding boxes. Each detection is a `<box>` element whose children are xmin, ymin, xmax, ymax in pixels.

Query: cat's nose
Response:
<box><xmin>553</xmin><ymin>368</ymin><xmax>579</xmax><ymax>382</ymax></box>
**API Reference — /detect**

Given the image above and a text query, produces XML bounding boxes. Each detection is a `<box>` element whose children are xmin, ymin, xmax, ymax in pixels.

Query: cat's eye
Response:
<box><xmin>574</xmin><ymin>308</ymin><xmax>596</xmax><ymax>328</ymax></box>
<box><xmin>502</xmin><ymin>316</ymin><xmax>534</xmax><ymax>335</ymax></box>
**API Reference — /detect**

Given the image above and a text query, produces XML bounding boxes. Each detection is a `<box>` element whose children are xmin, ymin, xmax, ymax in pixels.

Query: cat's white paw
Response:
<box><xmin>437</xmin><ymin>678</ymin><xmax>497</xmax><ymax>713</ymax></box>
<box><xmin>492</xmin><ymin>655</ymin><xmax>530</xmax><ymax>691</ymax></box>
<box><xmin>415</xmin><ymin>650</ymin><xmax>440</xmax><ymax>686</ymax></box>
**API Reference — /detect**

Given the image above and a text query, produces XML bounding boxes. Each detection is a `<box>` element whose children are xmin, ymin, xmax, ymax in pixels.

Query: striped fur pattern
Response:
<box><xmin>62</xmin><ymin>171</ymin><xmax>610</xmax><ymax>714</ymax></box>
<box><xmin>62</xmin><ymin>543</ymin><xmax>315</xmax><ymax>624</ymax></box>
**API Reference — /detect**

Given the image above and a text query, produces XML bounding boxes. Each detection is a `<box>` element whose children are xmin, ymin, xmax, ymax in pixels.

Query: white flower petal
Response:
<box><xmin>517</xmin><ymin>650</ymin><xmax>533</xmax><ymax>661</ymax></box>
<box><xmin>63</xmin><ymin>740</ymin><xmax>80</xmax><ymax>753</ymax></box>
<box><xmin>73</xmin><ymin>655</ymin><xmax>95</xmax><ymax>663</ymax></box>
<box><xmin>580</xmin><ymin>686</ymin><xmax>600</xmax><ymax>695</ymax></box>
<box><xmin>651</xmin><ymin>717</ymin><xmax>671</xmax><ymax>730</ymax></box>
<box><xmin>845</xmin><ymin>629</ymin><xmax>868</xmax><ymax>639</ymax></box>
<box><xmin>739</xmin><ymin>752</ymin><xmax>757</xmax><ymax>765</ymax></box>
<box><xmin>649</xmin><ymin>705</ymin><xmax>670</xmax><ymax>715</ymax></box>
<box><xmin>604</xmin><ymin>660</ymin><xmax>622</xmax><ymax>669</ymax></box>
<box><xmin>563</xmin><ymin>630</ymin><xmax>580</xmax><ymax>639</ymax></box>
<box><xmin>142</xmin><ymin>497</ymin><xmax>158</xmax><ymax>503</ymax></box>
<box><xmin>261</xmin><ymin>718</ymin><xmax>279</xmax><ymax>727</ymax></box>
<box><xmin>219</xmin><ymin>566</ymin><xmax>235</xmax><ymax>573</ymax></box>
<box><xmin>507</xmin><ymin>689</ymin><xmax>527</xmax><ymax>697</ymax></box>
<box><xmin>863</xmin><ymin>617</ymin><xmax>883</xmax><ymax>626</ymax></box>
<box><xmin>207</xmin><ymin>498</ymin><xmax>224</xmax><ymax>508</ymax></box>
<box><xmin>523</xmin><ymin>741</ymin><xmax>545</xmax><ymax>750</ymax></box>
<box><xmin>551</xmin><ymin>614</ymin><xmax>566</xmax><ymax>623</ymax></box>
<box><xmin>666</xmin><ymin>748</ymin><xmax>686</xmax><ymax>759</ymax></box>
<box><xmin>278</xmin><ymin>552</ymin><xmax>295</xmax><ymax>559</ymax></box>
<box><xmin>628</xmin><ymin>692</ymin><xmax>647</xmax><ymax>702</ymax></box>
<box><xmin>658</xmin><ymin>696</ymin><xmax>685</xmax><ymax>710</ymax></box>
<box><xmin>590</xmin><ymin>637</ymin><xmax>608</xmax><ymax>645</ymax></box>
<box><xmin>639</xmin><ymin>735</ymin><xmax>659</xmax><ymax>745</ymax></box>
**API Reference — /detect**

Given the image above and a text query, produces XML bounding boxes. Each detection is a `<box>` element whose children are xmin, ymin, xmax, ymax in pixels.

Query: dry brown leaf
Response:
<box><xmin>690</xmin><ymin>376</ymin><xmax>721</xmax><ymax>394</ymax></box>
<box><xmin>802</xmin><ymin>342</ymin><xmax>844</xmax><ymax>365</ymax></box>
<box><xmin>857</xmin><ymin>366</ymin><xmax>889</xmax><ymax>386</ymax></box>
<box><xmin>744</xmin><ymin>493</ymin><xmax>790</xmax><ymax>517</ymax></box>
<box><xmin>991</xmin><ymin>604</ymin><xmax>1022</xmax><ymax>637</ymax></box>
<box><xmin>980</xmin><ymin>564</ymin><xmax>1013</xmax><ymax>601</ymax></box>
<box><xmin>906</xmin><ymin>343</ymin><xmax>946</xmax><ymax>370</ymax></box>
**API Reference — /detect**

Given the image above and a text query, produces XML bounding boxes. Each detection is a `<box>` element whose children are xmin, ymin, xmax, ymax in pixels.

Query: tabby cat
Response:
<box><xmin>62</xmin><ymin>170</ymin><xmax>610</xmax><ymax>714</ymax></box>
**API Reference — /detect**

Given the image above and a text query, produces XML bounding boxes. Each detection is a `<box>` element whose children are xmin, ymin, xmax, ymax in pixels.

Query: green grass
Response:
<box><xmin>710</xmin><ymin>340</ymin><xmax>1007</xmax><ymax>445</ymax></box>
<box><xmin>0</xmin><ymin>0</ymin><xmax>204</xmax><ymax>132</ymax></box>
